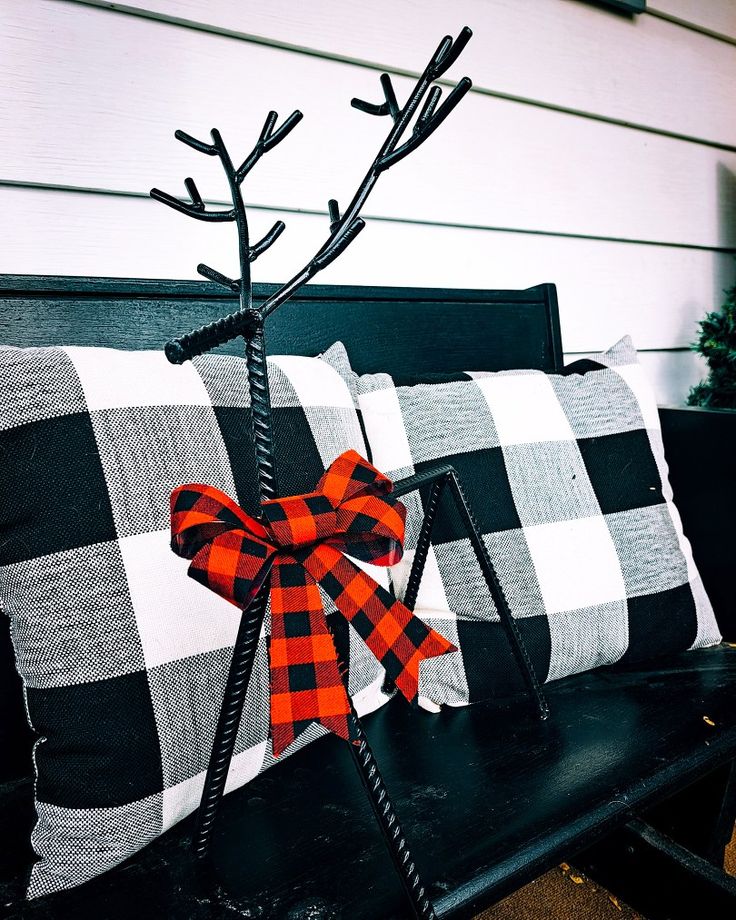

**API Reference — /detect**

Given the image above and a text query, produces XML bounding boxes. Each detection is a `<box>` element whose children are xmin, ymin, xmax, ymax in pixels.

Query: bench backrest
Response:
<box><xmin>0</xmin><ymin>276</ymin><xmax>563</xmax><ymax>378</ymax></box>
<box><xmin>0</xmin><ymin>275</ymin><xmax>562</xmax><ymax>780</ymax></box>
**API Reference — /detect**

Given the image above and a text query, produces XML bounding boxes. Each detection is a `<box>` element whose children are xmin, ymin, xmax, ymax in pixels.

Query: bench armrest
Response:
<box><xmin>659</xmin><ymin>406</ymin><xmax>736</xmax><ymax>639</ymax></box>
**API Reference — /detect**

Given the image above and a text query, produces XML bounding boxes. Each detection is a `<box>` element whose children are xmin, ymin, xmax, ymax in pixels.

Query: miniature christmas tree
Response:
<box><xmin>688</xmin><ymin>277</ymin><xmax>736</xmax><ymax>410</ymax></box>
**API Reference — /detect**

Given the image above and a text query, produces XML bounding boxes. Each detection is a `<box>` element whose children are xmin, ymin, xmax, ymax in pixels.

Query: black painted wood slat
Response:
<box><xmin>0</xmin><ymin>276</ymin><xmax>563</xmax><ymax>380</ymax></box>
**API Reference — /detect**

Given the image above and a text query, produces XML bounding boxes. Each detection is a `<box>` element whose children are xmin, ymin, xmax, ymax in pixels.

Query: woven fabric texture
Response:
<box><xmin>325</xmin><ymin>337</ymin><xmax>721</xmax><ymax>708</ymax></box>
<box><xmin>0</xmin><ymin>343</ymin><xmax>390</xmax><ymax>899</ymax></box>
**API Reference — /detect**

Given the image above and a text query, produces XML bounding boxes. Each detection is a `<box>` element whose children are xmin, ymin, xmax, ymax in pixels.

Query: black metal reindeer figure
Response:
<box><xmin>152</xmin><ymin>26</ymin><xmax>546</xmax><ymax>919</ymax></box>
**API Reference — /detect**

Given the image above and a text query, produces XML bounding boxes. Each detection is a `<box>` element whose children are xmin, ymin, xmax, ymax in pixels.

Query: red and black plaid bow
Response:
<box><xmin>170</xmin><ymin>450</ymin><xmax>456</xmax><ymax>756</ymax></box>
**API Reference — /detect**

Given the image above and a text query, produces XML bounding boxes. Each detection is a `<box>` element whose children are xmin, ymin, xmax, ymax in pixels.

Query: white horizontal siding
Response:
<box><xmin>1</xmin><ymin>185</ymin><xmax>731</xmax><ymax>356</ymax></box>
<box><xmin>2</xmin><ymin>2</ymin><xmax>735</xmax><ymax>249</ymax></box>
<box><xmin>69</xmin><ymin>0</ymin><xmax>736</xmax><ymax>146</ymax></box>
<box><xmin>1</xmin><ymin>0</ymin><xmax>733</xmax><ymax>405</ymax></box>
<box><xmin>0</xmin><ymin>186</ymin><xmax>704</xmax><ymax>404</ymax></box>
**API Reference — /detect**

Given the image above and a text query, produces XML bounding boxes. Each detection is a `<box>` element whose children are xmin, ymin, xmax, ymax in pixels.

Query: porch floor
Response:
<box><xmin>476</xmin><ymin>823</ymin><xmax>736</xmax><ymax>919</ymax></box>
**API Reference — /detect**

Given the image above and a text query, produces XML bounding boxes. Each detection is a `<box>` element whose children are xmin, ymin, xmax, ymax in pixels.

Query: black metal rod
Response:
<box><xmin>243</xmin><ymin>325</ymin><xmax>278</xmax><ymax>501</ymax></box>
<box><xmin>192</xmin><ymin>329</ymin><xmax>277</xmax><ymax>859</ymax></box>
<box><xmin>446</xmin><ymin>471</ymin><xmax>549</xmax><ymax>719</ymax></box>
<box><xmin>346</xmin><ymin>708</ymin><xmax>437</xmax><ymax>920</ymax></box>
<box><xmin>192</xmin><ymin>582</ymin><xmax>270</xmax><ymax>859</ymax></box>
<box><xmin>395</xmin><ymin>467</ymin><xmax>549</xmax><ymax>720</ymax></box>
<box><xmin>326</xmin><ymin>620</ymin><xmax>436</xmax><ymax>919</ymax></box>
<box><xmin>403</xmin><ymin>479</ymin><xmax>444</xmax><ymax>614</ymax></box>
<box><xmin>190</xmin><ymin>129</ymin><xmax>280</xmax><ymax>858</ymax></box>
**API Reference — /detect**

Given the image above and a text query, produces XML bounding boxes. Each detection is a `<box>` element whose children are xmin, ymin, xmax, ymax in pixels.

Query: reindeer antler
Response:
<box><xmin>163</xmin><ymin>26</ymin><xmax>473</xmax><ymax>362</ymax></box>
<box><xmin>151</xmin><ymin>110</ymin><xmax>302</xmax><ymax>301</ymax></box>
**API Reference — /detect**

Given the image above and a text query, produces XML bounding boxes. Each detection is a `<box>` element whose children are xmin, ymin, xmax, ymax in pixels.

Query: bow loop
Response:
<box><xmin>170</xmin><ymin>451</ymin><xmax>456</xmax><ymax>757</ymax></box>
<box><xmin>170</xmin><ymin>484</ymin><xmax>269</xmax><ymax>557</ymax></box>
<box><xmin>316</xmin><ymin>449</ymin><xmax>394</xmax><ymax>504</ymax></box>
<box><xmin>188</xmin><ymin>529</ymin><xmax>275</xmax><ymax>610</ymax></box>
<box><xmin>329</xmin><ymin>493</ymin><xmax>406</xmax><ymax>566</ymax></box>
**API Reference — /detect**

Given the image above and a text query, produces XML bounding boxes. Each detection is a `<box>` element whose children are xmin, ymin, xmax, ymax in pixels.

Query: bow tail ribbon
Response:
<box><xmin>270</xmin><ymin>543</ymin><xmax>454</xmax><ymax>756</ymax></box>
<box><xmin>303</xmin><ymin>543</ymin><xmax>452</xmax><ymax>703</ymax></box>
<box><xmin>269</xmin><ymin>552</ymin><xmax>357</xmax><ymax>756</ymax></box>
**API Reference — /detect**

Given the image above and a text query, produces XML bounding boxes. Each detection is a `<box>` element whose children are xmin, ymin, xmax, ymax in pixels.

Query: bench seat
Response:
<box><xmin>2</xmin><ymin>277</ymin><xmax>735</xmax><ymax>919</ymax></box>
<box><xmin>3</xmin><ymin>643</ymin><xmax>736</xmax><ymax>919</ymax></box>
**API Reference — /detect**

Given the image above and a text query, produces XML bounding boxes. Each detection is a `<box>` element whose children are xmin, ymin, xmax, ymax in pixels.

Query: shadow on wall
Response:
<box><xmin>677</xmin><ymin>163</ymin><xmax>736</xmax><ymax>406</ymax></box>
<box><xmin>717</xmin><ymin>162</ymin><xmax>736</xmax><ymax>256</ymax></box>
<box><xmin>715</xmin><ymin>162</ymin><xmax>736</xmax><ymax>317</ymax></box>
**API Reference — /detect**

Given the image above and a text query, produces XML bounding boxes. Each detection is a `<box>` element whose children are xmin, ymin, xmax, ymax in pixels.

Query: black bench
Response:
<box><xmin>1</xmin><ymin>275</ymin><xmax>736</xmax><ymax>920</ymax></box>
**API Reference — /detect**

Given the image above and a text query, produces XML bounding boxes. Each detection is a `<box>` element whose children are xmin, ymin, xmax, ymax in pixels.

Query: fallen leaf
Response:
<box><xmin>560</xmin><ymin>862</ymin><xmax>570</xmax><ymax>873</ymax></box>
<box><xmin>569</xmin><ymin>874</ymin><xmax>584</xmax><ymax>885</ymax></box>
<box><xmin>704</xmin><ymin>716</ymin><xmax>716</xmax><ymax>727</ymax></box>
<box><xmin>609</xmin><ymin>894</ymin><xmax>622</xmax><ymax>910</ymax></box>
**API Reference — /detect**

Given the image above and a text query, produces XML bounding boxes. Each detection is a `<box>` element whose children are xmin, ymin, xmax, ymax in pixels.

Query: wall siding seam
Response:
<box><xmin>647</xmin><ymin>7</ymin><xmax>736</xmax><ymax>47</ymax></box>
<box><xmin>2</xmin><ymin>180</ymin><xmax>734</xmax><ymax>255</ymax></box>
<box><xmin>566</xmin><ymin>347</ymin><xmax>692</xmax><ymax>355</ymax></box>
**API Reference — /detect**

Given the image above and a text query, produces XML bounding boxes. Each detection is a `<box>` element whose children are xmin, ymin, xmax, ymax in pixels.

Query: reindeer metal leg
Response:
<box><xmin>193</xmin><ymin>325</ymin><xmax>278</xmax><ymax>860</ymax></box>
<box><xmin>402</xmin><ymin>478</ymin><xmax>444</xmax><ymax>614</ymax></box>
<box><xmin>394</xmin><ymin>466</ymin><xmax>549</xmax><ymax>720</ymax></box>
<box><xmin>345</xmin><ymin>705</ymin><xmax>437</xmax><ymax>920</ymax></box>
<box><xmin>193</xmin><ymin>583</ymin><xmax>269</xmax><ymax>859</ymax></box>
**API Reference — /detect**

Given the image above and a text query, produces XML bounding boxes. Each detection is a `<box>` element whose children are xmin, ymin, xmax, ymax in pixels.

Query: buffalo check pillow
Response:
<box><xmin>0</xmin><ymin>342</ymin><xmax>391</xmax><ymax>899</ymax></box>
<box><xmin>326</xmin><ymin>337</ymin><xmax>721</xmax><ymax>707</ymax></box>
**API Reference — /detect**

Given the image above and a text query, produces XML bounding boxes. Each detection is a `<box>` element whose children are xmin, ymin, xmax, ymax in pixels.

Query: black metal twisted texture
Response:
<box><xmin>403</xmin><ymin>479</ymin><xmax>444</xmax><ymax>613</ymax></box>
<box><xmin>193</xmin><ymin>329</ymin><xmax>278</xmax><ymax>860</ymax></box>
<box><xmin>330</xmin><ymin>631</ymin><xmax>437</xmax><ymax>920</ymax></box>
<box><xmin>165</xmin><ymin>308</ymin><xmax>262</xmax><ymax>364</ymax></box>
<box><xmin>446</xmin><ymin>472</ymin><xmax>549</xmax><ymax>719</ymax></box>
<box><xmin>244</xmin><ymin>325</ymin><xmax>279</xmax><ymax>500</ymax></box>
<box><xmin>193</xmin><ymin>582</ymin><xmax>270</xmax><ymax>859</ymax></box>
<box><xmin>347</xmin><ymin>715</ymin><xmax>437</xmax><ymax>920</ymax></box>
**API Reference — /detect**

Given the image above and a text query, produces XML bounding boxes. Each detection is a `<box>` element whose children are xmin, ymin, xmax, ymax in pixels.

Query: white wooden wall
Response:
<box><xmin>1</xmin><ymin>0</ymin><xmax>735</xmax><ymax>403</ymax></box>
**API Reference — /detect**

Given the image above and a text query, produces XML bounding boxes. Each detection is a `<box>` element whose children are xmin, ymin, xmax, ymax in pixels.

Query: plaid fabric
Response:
<box><xmin>171</xmin><ymin>450</ymin><xmax>456</xmax><ymax>755</ymax></box>
<box><xmin>0</xmin><ymin>343</ymin><xmax>393</xmax><ymax>899</ymax></box>
<box><xmin>324</xmin><ymin>338</ymin><xmax>722</xmax><ymax>708</ymax></box>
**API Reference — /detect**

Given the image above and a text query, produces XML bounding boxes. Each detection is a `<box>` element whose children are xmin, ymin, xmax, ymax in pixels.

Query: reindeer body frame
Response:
<box><xmin>150</xmin><ymin>28</ymin><xmax>544</xmax><ymax>918</ymax></box>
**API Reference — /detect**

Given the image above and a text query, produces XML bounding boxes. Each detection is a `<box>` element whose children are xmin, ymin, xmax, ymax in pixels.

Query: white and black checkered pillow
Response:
<box><xmin>325</xmin><ymin>337</ymin><xmax>721</xmax><ymax>708</ymax></box>
<box><xmin>0</xmin><ymin>343</ymin><xmax>391</xmax><ymax>899</ymax></box>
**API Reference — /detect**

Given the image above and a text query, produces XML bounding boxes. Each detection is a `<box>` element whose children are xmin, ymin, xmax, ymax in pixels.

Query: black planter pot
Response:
<box><xmin>659</xmin><ymin>405</ymin><xmax>736</xmax><ymax>639</ymax></box>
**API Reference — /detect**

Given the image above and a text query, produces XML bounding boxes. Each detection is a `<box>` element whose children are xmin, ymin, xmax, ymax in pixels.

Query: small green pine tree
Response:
<box><xmin>687</xmin><ymin>279</ymin><xmax>736</xmax><ymax>410</ymax></box>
